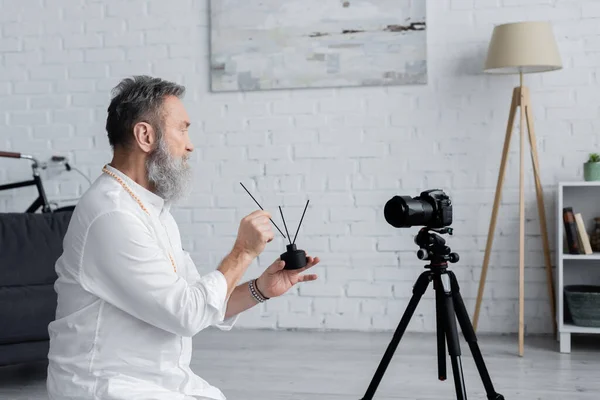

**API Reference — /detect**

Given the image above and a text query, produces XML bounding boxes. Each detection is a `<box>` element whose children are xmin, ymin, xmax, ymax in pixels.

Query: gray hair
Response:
<box><xmin>106</xmin><ymin>75</ymin><xmax>185</xmax><ymax>149</ymax></box>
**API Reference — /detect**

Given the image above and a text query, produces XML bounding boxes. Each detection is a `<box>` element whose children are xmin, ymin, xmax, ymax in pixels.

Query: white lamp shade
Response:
<box><xmin>484</xmin><ymin>21</ymin><xmax>562</xmax><ymax>74</ymax></box>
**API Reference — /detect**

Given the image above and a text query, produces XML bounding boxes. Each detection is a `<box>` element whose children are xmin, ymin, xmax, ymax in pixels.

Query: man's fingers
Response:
<box><xmin>259</xmin><ymin>223</ymin><xmax>273</xmax><ymax>231</ymax></box>
<box><xmin>267</xmin><ymin>259</ymin><xmax>285</xmax><ymax>272</ymax></box>
<box><xmin>260</xmin><ymin>226</ymin><xmax>274</xmax><ymax>240</ymax></box>
<box><xmin>295</xmin><ymin>256</ymin><xmax>320</xmax><ymax>273</ymax></box>
<box><xmin>266</xmin><ymin>231</ymin><xmax>275</xmax><ymax>243</ymax></box>
<box><xmin>298</xmin><ymin>274</ymin><xmax>318</xmax><ymax>282</ymax></box>
<box><xmin>256</xmin><ymin>217</ymin><xmax>273</xmax><ymax>232</ymax></box>
<box><xmin>248</xmin><ymin>210</ymin><xmax>271</xmax><ymax>221</ymax></box>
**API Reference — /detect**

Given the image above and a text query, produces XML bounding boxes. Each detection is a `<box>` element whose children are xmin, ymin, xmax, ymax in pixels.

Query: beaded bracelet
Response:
<box><xmin>249</xmin><ymin>279</ymin><xmax>269</xmax><ymax>303</ymax></box>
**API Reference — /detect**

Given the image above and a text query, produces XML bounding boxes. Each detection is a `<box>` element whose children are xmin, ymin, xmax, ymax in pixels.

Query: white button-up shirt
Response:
<box><xmin>47</xmin><ymin>164</ymin><xmax>237</xmax><ymax>400</ymax></box>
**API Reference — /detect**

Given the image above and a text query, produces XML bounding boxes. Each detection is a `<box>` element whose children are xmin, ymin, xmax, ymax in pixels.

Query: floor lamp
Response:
<box><xmin>472</xmin><ymin>21</ymin><xmax>562</xmax><ymax>356</ymax></box>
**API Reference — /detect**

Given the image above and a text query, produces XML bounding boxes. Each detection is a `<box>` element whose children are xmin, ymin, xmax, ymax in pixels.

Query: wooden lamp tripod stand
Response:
<box><xmin>472</xmin><ymin>21</ymin><xmax>562</xmax><ymax>357</ymax></box>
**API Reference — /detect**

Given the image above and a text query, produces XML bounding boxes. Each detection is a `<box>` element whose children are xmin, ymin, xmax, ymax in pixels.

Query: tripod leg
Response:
<box><xmin>435</xmin><ymin>279</ymin><xmax>447</xmax><ymax>381</ymax></box>
<box><xmin>438</xmin><ymin>274</ymin><xmax>468</xmax><ymax>400</ymax></box>
<box><xmin>360</xmin><ymin>271</ymin><xmax>431</xmax><ymax>400</ymax></box>
<box><xmin>448</xmin><ymin>271</ymin><xmax>505</xmax><ymax>400</ymax></box>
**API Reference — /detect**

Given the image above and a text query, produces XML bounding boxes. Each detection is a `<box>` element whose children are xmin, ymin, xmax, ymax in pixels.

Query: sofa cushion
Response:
<box><xmin>0</xmin><ymin>340</ymin><xmax>50</xmax><ymax>366</ymax></box>
<box><xmin>0</xmin><ymin>284</ymin><xmax>57</xmax><ymax>344</ymax></box>
<box><xmin>0</xmin><ymin>211</ymin><xmax>72</xmax><ymax>287</ymax></box>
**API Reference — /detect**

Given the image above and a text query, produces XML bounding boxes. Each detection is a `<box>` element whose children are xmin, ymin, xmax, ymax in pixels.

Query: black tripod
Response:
<box><xmin>360</xmin><ymin>227</ymin><xmax>504</xmax><ymax>400</ymax></box>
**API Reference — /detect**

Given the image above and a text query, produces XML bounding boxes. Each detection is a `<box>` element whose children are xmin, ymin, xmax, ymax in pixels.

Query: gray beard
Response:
<box><xmin>146</xmin><ymin>136</ymin><xmax>192</xmax><ymax>204</ymax></box>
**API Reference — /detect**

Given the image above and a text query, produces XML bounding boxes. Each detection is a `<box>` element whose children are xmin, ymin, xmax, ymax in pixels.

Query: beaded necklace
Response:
<box><xmin>102</xmin><ymin>165</ymin><xmax>177</xmax><ymax>273</ymax></box>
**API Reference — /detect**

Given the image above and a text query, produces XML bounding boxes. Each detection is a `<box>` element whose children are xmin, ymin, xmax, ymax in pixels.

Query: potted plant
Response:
<box><xmin>584</xmin><ymin>153</ymin><xmax>600</xmax><ymax>181</ymax></box>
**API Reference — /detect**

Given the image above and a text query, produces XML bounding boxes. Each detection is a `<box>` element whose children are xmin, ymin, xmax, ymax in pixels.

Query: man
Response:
<box><xmin>46</xmin><ymin>76</ymin><xmax>320</xmax><ymax>400</ymax></box>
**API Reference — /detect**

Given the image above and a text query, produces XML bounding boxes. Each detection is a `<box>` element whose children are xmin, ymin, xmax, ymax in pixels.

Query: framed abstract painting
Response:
<box><xmin>209</xmin><ymin>0</ymin><xmax>427</xmax><ymax>92</ymax></box>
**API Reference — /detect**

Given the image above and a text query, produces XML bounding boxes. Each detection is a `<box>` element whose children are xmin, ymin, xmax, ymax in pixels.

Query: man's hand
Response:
<box><xmin>256</xmin><ymin>256</ymin><xmax>320</xmax><ymax>298</ymax></box>
<box><xmin>232</xmin><ymin>210</ymin><xmax>274</xmax><ymax>260</ymax></box>
<box><xmin>218</xmin><ymin>210</ymin><xmax>274</xmax><ymax>298</ymax></box>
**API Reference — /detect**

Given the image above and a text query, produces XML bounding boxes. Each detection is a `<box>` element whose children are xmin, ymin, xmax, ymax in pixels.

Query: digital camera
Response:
<box><xmin>384</xmin><ymin>189</ymin><xmax>452</xmax><ymax>229</ymax></box>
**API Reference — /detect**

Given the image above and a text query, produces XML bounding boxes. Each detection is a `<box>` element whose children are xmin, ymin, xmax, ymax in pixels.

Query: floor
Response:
<box><xmin>0</xmin><ymin>329</ymin><xmax>598</xmax><ymax>399</ymax></box>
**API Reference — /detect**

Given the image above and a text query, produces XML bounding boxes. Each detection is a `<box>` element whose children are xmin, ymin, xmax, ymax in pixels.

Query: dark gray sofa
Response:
<box><xmin>0</xmin><ymin>211</ymin><xmax>72</xmax><ymax>366</ymax></box>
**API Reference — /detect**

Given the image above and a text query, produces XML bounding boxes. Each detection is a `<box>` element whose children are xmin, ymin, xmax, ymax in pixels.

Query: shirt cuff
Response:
<box><xmin>215</xmin><ymin>313</ymin><xmax>239</xmax><ymax>331</ymax></box>
<box><xmin>198</xmin><ymin>270</ymin><xmax>237</xmax><ymax>330</ymax></box>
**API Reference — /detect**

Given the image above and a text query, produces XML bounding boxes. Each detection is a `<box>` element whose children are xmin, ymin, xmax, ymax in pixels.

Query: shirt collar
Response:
<box><xmin>103</xmin><ymin>164</ymin><xmax>167</xmax><ymax>214</ymax></box>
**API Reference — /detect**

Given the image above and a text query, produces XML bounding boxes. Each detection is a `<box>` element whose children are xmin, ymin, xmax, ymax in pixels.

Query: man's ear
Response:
<box><xmin>132</xmin><ymin>122</ymin><xmax>156</xmax><ymax>153</ymax></box>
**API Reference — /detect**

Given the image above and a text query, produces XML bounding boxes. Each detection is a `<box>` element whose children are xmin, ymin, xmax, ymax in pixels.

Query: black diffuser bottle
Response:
<box><xmin>278</xmin><ymin>201</ymin><xmax>309</xmax><ymax>270</ymax></box>
<box><xmin>240</xmin><ymin>182</ymin><xmax>310</xmax><ymax>270</ymax></box>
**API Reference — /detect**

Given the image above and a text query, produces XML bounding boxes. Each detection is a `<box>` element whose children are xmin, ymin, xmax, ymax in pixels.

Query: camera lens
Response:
<box><xmin>384</xmin><ymin>195</ymin><xmax>434</xmax><ymax>228</ymax></box>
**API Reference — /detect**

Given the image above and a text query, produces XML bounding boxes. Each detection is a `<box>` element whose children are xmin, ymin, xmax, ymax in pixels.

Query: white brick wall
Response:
<box><xmin>0</xmin><ymin>0</ymin><xmax>596</xmax><ymax>335</ymax></box>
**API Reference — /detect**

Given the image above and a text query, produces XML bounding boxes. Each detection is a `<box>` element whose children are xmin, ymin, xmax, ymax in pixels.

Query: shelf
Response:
<box><xmin>562</xmin><ymin>254</ymin><xmax>600</xmax><ymax>260</ymax></box>
<box><xmin>557</xmin><ymin>182</ymin><xmax>600</xmax><ymax>353</ymax></box>
<box><xmin>562</xmin><ymin>323</ymin><xmax>600</xmax><ymax>334</ymax></box>
<box><xmin>559</xmin><ymin>181</ymin><xmax>600</xmax><ymax>187</ymax></box>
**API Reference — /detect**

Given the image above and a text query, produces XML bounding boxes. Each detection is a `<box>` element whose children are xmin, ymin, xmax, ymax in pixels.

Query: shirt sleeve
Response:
<box><xmin>78</xmin><ymin>210</ymin><xmax>229</xmax><ymax>337</ymax></box>
<box><xmin>182</xmin><ymin>250</ymin><xmax>239</xmax><ymax>331</ymax></box>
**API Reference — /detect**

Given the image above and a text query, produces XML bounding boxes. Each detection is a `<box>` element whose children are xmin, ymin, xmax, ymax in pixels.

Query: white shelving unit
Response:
<box><xmin>557</xmin><ymin>181</ymin><xmax>600</xmax><ymax>353</ymax></box>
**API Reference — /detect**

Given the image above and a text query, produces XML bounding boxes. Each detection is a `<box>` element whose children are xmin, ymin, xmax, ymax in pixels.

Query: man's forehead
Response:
<box><xmin>163</xmin><ymin>96</ymin><xmax>190</xmax><ymax>124</ymax></box>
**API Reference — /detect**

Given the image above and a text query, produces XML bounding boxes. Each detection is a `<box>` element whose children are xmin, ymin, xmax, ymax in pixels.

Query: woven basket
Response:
<box><xmin>564</xmin><ymin>285</ymin><xmax>600</xmax><ymax>327</ymax></box>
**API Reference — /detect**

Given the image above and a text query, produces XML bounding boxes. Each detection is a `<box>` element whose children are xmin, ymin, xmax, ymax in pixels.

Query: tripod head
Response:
<box><xmin>414</xmin><ymin>227</ymin><xmax>459</xmax><ymax>266</ymax></box>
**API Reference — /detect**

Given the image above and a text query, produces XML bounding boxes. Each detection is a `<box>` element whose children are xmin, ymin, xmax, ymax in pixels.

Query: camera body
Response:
<box><xmin>384</xmin><ymin>189</ymin><xmax>452</xmax><ymax>229</ymax></box>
